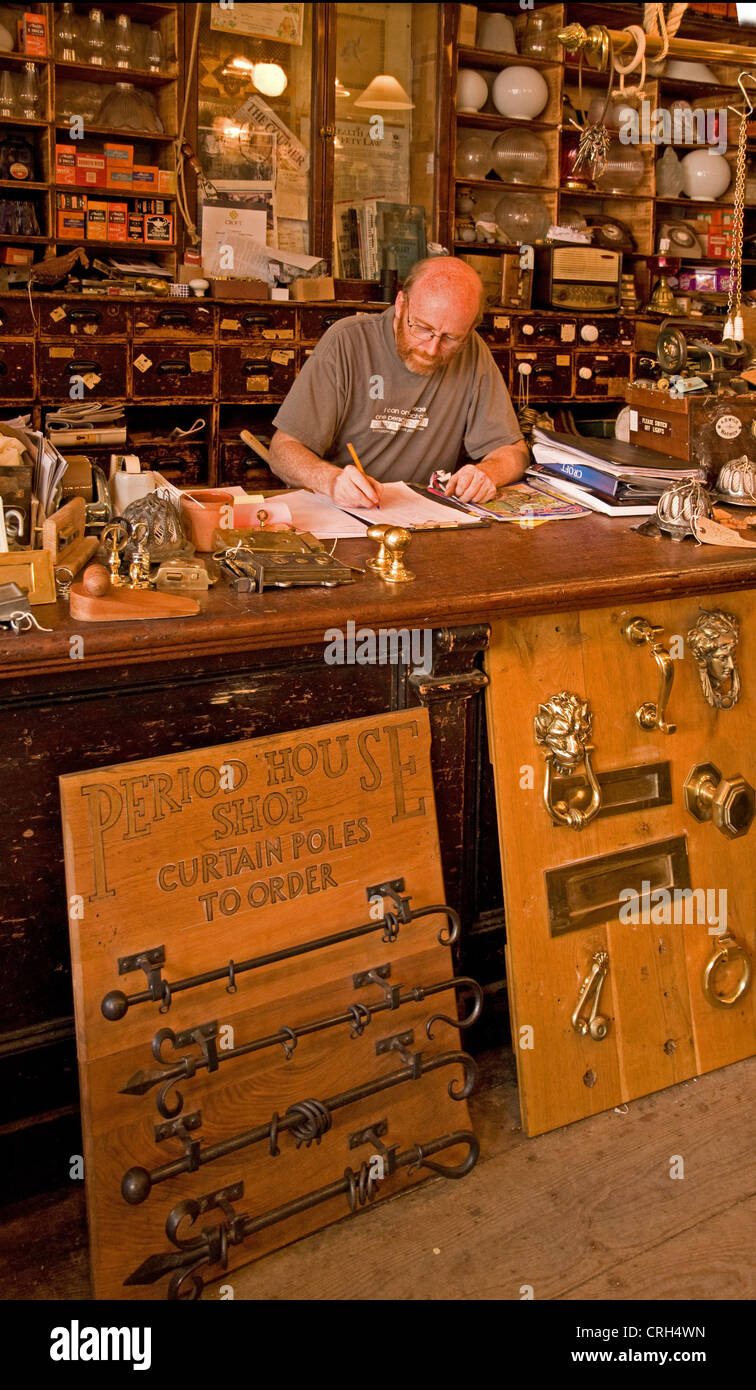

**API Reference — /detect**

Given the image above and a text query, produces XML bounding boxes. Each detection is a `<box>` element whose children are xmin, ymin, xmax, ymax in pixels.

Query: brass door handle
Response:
<box><xmin>571</xmin><ymin>950</ymin><xmax>610</xmax><ymax>1040</ymax></box>
<box><xmin>535</xmin><ymin>692</ymin><xmax>602</xmax><ymax>830</ymax></box>
<box><xmin>684</xmin><ymin>763</ymin><xmax>755</xmax><ymax>838</ymax></box>
<box><xmin>621</xmin><ymin>616</ymin><xmax>677</xmax><ymax>734</ymax></box>
<box><xmin>703</xmin><ymin>931</ymin><xmax>752</xmax><ymax>1007</ymax></box>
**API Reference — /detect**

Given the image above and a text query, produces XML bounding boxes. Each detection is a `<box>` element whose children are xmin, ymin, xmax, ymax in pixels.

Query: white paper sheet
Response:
<box><xmin>338</xmin><ymin>481</ymin><xmax>481</xmax><ymax>528</ymax></box>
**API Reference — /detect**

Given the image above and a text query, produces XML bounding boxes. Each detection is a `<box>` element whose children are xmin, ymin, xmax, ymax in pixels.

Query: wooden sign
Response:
<box><xmin>61</xmin><ymin>712</ymin><xmax>474</xmax><ymax>1299</ymax></box>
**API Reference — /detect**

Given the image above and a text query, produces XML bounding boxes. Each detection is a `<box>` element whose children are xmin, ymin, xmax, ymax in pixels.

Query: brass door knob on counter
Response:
<box><xmin>534</xmin><ymin>692</ymin><xmax>602</xmax><ymax>829</ymax></box>
<box><xmin>683</xmin><ymin>763</ymin><xmax>756</xmax><ymax>839</ymax></box>
<box><xmin>621</xmin><ymin>616</ymin><xmax>676</xmax><ymax>734</ymax></box>
<box><xmin>366</xmin><ymin>523</ymin><xmax>391</xmax><ymax>574</ymax></box>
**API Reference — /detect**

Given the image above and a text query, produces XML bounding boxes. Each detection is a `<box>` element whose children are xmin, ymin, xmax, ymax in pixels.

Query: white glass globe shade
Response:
<box><xmin>456</xmin><ymin>69</ymin><xmax>488</xmax><ymax>112</ymax></box>
<box><xmin>455</xmin><ymin>134</ymin><xmax>492</xmax><ymax>179</ymax></box>
<box><xmin>492</xmin><ymin>128</ymin><xmax>548</xmax><ymax>185</ymax></box>
<box><xmin>665</xmin><ymin>60</ymin><xmax>718</xmax><ymax>83</ymax></box>
<box><xmin>681</xmin><ymin>149</ymin><xmax>731</xmax><ymax>201</ymax></box>
<box><xmin>492</xmin><ymin>66</ymin><xmax>549</xmax><ymax>120</ymax></box>
<box><xmin>587</xmin><ymin>95</ymin><xmax>639</xmax><ymax>132</ymax></box>
<box><xmin>494</xmin><ymin>192</ymin><xmax>550</xmax><ymax>243</ymax></box>
<box><xmin>476</xmin><ymin>12</ymin><xmax>517</xmax><ymax>53</ymax></box>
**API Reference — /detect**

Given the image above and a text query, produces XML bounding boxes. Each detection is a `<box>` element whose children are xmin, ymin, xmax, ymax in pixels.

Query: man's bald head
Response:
<box><xmin>401</xmin><ymin>257</ymin><xmax>485</xmax><ymax>324</ymax></box>
<box><xmin>393</xmin><ymin>256</ymin><xmax>485</xmax><ymax>375</ymax></box>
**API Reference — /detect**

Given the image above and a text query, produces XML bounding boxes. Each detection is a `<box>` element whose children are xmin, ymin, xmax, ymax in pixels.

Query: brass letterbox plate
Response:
<box><xmin>551</xmin><ymin>760</ymin><xmax>673</xmax><ymax>821</ymax></box>
<box><xmin>545</xmin><ymin>834</ymin><xmax>691</xmax><ymax>937</ymax></box>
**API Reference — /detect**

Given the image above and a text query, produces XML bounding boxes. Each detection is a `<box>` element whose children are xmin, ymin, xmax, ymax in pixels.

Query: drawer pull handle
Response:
<box><xmin>703</xmin><ymin>931</ymin><xmax>752</xmax><ymax>1008</ymax></box>
<box><xmin>534</xmin><ymin>692</ymin><xmax>602</xmax><ymax>830</ymax></box>
<box><xmin>158</xmin><ymin>360</ymin><xmax>191</xmax><ymax>375</ymax></box>
<box><xmin>69</xmin><ymin>310</ymin><xmax>101</xmax><ymax>323</ymax></box>
<box><xmin>322</xmin><ymin>315</ymin><xmax>341</xmax><ymax>328</ymax></box>
<box><xmin>67</xmin><ymin>360</ymin><xmax>99</xmax><ymax>374</ymax></box>
<box><xmin>242</xmin><ymin>360</ymin><xmax>269</xmax><ymax>372</ymax></box>
<box><xmin>621</xmin><ymin>616</ymin><xmax>676</xmax><ymax>734</ymax></box>
<box><xmin>157</xmin><ymin>310</ymin><xmax>190</xmax><ymax>326</ymax></box>
<box><xmin>242</xmin><ymin>313</ymin><xmax>273</xmax><ymax>327</ymax></box>
<box><xmin>571</xmin><ymin>950</ymin><xmax>610</xmax><ymax>1041</ymax></box>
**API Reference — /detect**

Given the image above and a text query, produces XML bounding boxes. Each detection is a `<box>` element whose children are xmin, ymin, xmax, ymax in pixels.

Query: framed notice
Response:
<box><xmin>210</xmin><ymin>2</ymin><xmax>305</xmax><ymax>44</ymax></box>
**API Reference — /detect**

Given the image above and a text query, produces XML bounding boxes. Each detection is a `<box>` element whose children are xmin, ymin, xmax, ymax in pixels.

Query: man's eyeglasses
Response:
<box><xmin>404</xmin><ymin>298</ymin><xmax>469</xmax><ymax>347</ymax></box>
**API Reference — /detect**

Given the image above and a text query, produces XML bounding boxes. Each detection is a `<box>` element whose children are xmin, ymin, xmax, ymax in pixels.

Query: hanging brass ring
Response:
<box><xmin>703</xmin><ymin>931</ymin><xmax>752</xmax><ymax>1008</ymax></box>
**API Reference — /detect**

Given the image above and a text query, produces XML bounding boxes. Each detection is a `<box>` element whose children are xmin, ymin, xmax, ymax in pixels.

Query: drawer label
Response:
<box><xmin>556</xmin><ymin>355</ymin><xmax>570</xmax><ymax>366</ymax></box>
<box><xmin>133</xmin><ymin>354</ymin><xmax>152</xmax><ymax>373</ymax></box>
<box><xmin>82</xmin><ymin>372</ymin><xmax>101</xmax><ymax>390</ymax></box>
<box><xmin>50</xmin><ymin>306</ymin><xmax>67</xmax><ymax>323</ymax></box>
<box><xmin>221</xmin><ymin>318</ymin><xmax>241</xmax><ymax>331</ymax></box>
<box><xmin>560</xmin><ymin>324</ymin><xmax>576</xmax><ymax>342</ymax></box>
<box><xmin>270</xmin><ymin>350</ymin><xmax>294</xmax><ymax>365</ymax></box>
<box><xmin>49</xmin><ymin>346</ymin><xmax>73</xmax><ymax>358</ymax></box>
<box><xmin>262</xmin><ymin>328</ymin><xmax>294</xmax><ymax>340</ymax></box>
<box><xmin>189</xmin><ymin>350</ymin><xmax>213</xmax><ymax>372</ymax></box>
<box><xmin>246</xmin><ymin>376</ymin><xmax>270</xmax><ymax>392</ymax></box>
<box><xmin>493</xmin><ymin>316</ymin><xmax>509</xmax><ymax>330</ymax></box>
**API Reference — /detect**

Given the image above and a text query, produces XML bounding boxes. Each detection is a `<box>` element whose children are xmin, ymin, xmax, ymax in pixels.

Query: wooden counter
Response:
<box><xmin>4</xmin><ymin>513</ymin><xmax>756</xmax><ymax>1197</ymax></box>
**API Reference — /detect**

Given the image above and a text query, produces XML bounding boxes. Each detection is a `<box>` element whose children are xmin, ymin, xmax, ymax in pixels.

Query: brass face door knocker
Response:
<box><xmin>703</xmin><ymin>931</ymin><xmax>752</xmax><ymax>1008</ymax></box>
<box><xmin>534</xmin><ymin>692</ymin><xmax>602</xmax><ymax>829</ymax></box>
<box><xmin>687</xmin><ymin>609</ymin><xmax>741</xmax><ymax>710</ymax></box>
<box><xmin>571</xmin><ymin>950</ymin><xmax>610</xmax><ymax>1041</ymax></box>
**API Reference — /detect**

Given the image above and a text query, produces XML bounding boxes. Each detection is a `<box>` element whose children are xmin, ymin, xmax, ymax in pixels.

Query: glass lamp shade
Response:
<box><xmin>476</xmin><ymin>12</ymin><xmax>517</xmax><ymax>53</ymax></box>
<box><xmin>665</xmin><ymin>59</ymin><xmax>718</xmax><ymax>83</ymax></box>
<box><xmin>456</xmin><ymin>68</ymin><xmax>489</xmax><ymax>112</ymax></box>
<box><xmin>455</xmin><ymin>134</ymin><xmax>492</xmax><ymax>179</ymax></box>
<box><xmin>491</xmin><ymin>128</ymin><xmax>548</xmax><ymax>185</ymax></box>
<box><xmin>560</xmin><ymin>129</ymin><xmax>592</xmax><ymax>189</ymax></box>
<box><xmin>593</xmin><ymin>139</ymin><xmax>645</xmax><ymax>194</ymax></box>
<box><xmin>491</xmin><ymin>66</ymin><xmax>549</xmax><ymax>120</ymax></box>
<box><xmin>586</xmin><ymin>95</ymin><xmax>640</xmax><ymax>132</ymax></box>
<box><xmin>681</xmin><ymin>148</ymin><xmax>731</xmax><ymax>201</ymax></box>
<box><xmin>656</xmin><ymin>146</ymin><xmax>685</xmax><ymax>198</ymax></box>
<box><xmin>494</xmin><ymin>192</ymin><xmax>550</xmax><ymax>243</ymax></box>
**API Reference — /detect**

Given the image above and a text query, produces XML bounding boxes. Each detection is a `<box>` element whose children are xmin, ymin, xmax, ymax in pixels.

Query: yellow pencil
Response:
<box><xmin>346</xmin><ymin>441</ymin><xmax>380</xmax><ymax>509</ymax></box>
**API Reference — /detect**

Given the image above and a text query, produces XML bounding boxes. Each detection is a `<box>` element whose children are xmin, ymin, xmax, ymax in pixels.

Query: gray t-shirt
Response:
<box><xmin>272</xmin><ymin>305</ymin><xmax>522</xmax><ymax>483</ymax></box>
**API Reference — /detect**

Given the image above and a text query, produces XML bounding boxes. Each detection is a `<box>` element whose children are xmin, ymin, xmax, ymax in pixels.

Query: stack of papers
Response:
<box><xmin>529</xmin><ymin>427</ymin><xmax>706</xmax><ymax>518</ymax></box>
<box><xmin>285</xmin><ymin>482</ymin><xmax>482</xmax><ymax>538</ymax></box>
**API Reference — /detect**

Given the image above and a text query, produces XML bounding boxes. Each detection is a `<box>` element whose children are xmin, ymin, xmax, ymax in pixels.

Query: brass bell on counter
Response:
<box><xmin>715</xmin><ymin>455</ymin><xmax>756</xmax><ymax>507</ymax></box>
<box><xmin>656</xmin><ymin>478</ymin><xmax>713</xmax><ymax>540</ymax></box>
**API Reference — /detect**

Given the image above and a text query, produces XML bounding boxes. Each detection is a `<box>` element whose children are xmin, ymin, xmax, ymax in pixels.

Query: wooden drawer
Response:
<box><xmin>219</xmin><ymin>440</ymin><xmax>275</xmax><ymax>490</ymax></box>
<box><xmin>0</xmin><ymin>297</ymin><xmax>35</xmax><ymax>336</ymax></box>
<box><xmin>513</xmin><ymin>350</ymin><xmax>572</xmax><ymax>399</ymax></box>
<box><xmin>514</xmin><ymin>317</ymin><xmax>570</xmax><ymax>348</ymax></box>
<box><xmin>39</xmin><ymin>342</ymin><xmax>127</xmax><ymax>399</ymax></box>
<box><xmin>577</xmin><ymin>316</ymin><xmax>635</xmax><ymax>348</ymax></box>
<box><xmin>219</xmin><ymin>344</ymin><xmax>296</xmax><ymax>397</ymax></box>
<box><xmin>0</xmin><ymin>341</ymin><xmax>35</xmax><ymax>399</ymax></box>
<box><xmin>299</xmin><ymin>305</ymin><xmax>382</xmax><ymax>342</ymax></box>
<box><xmin>478</xmin><ymin>314</ymin><xmax>512</xmax><ymax>348</ymax></box>
<box><xmin>130</xmin><ymin>442</ymin><xmax>206</xmax><ymax>486</ymax></box>
<box><xmin>133</xmin><ymin>302</ymin><xmax>215</xmax><ymax>337</ymax></box>
<box><xmin>218</xmin><ymin>307</ymin><xmax>297</xmax><ymax>342</ymax></box>
<box><xmin>131</xmin><ymin>342</ymin><xmax>214</xmax><ymax>398</ymax></box>
<box><xmin>574</xmin><ymin>351</ymin><xmax>631</xmax><ymax>397</ymax></box>
<box><xmin>39</xmin><ymin>299</ymin><xmax>131</xmax><ymax>338</ymax></box>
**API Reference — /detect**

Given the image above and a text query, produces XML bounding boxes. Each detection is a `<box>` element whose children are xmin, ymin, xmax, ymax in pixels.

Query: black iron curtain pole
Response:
<box><xmin>120</xmin><ymin>974</ymin><xmax>484</xmax><ymax>1119</ymax></box>
<box><xmin>121</xmin><ymin>1047</ymin><xmax>478</xmax><ymax>1204</ymax></box>
<box><xmin>125</xmin><ymin>1129</ymin><xmax>480</xmax><ymax>1299</ymax></box>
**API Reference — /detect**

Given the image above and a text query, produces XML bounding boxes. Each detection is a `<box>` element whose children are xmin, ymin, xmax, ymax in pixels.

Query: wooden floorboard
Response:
<box><xmin>1</xmin><ymin>1050</ymin><xmax>753</xmax><ymax>1301</ymax></box>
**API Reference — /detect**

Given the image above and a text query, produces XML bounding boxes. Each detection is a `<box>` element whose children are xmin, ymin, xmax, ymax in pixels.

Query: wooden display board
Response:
<box><xmin>60</xmin><ymin>711</ymin><xmax>474</xmax><ymax>1300</ymax></box>
<box><xmin>486</xmin><ymin>590</ymin><xmax>756</xmax><ymax>1137</ymax></box>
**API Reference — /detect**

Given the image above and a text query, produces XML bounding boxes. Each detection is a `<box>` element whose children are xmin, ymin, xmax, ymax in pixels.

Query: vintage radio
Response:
<box><xmin>532</xmin><ymin>246</ymin><xmax>622</xmax><ymax>311</ymax></box>
<box><xmin>626</xmin><ymin>386</ymin><xmax>756</xmax><ymax>479</ymax></box>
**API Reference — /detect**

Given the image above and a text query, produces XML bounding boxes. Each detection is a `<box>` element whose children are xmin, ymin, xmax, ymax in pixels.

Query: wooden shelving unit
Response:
<box><xmin>0</xmin><ymin>2</ymin><xmax>179</xmax><ymax>270</ymax></box>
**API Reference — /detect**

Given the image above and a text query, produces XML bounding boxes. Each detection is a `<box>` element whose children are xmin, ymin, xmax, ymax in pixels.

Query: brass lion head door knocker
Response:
<box><xmin>687</xmin><ymin>609</ymin><xmax>741</xmax><ymax>710</ymax></box>
<box><xmin>534</xmin><ymin>692</ymin><xmax>602</xmax><ymax>829</ymax></box>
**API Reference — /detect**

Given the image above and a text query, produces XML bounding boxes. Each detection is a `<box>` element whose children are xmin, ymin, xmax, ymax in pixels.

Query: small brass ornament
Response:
<box><xmin>687</xmin><ymin>609</ymin><xmax>741</xmax><ymax>709</ymax></box>
<box><xmin>534</xmin><ymin>691</ymin><xmax>602</xmax><ymax>829</ymax></box>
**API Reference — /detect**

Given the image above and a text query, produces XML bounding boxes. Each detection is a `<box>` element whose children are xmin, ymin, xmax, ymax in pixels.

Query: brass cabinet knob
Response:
<box><xmin>683</xmin><ymin>762</ymin><xmax>755</xmax><ymax>838</ymax></box>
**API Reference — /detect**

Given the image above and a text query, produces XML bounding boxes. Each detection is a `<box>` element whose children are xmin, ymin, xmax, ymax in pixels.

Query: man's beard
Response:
<box><xmin>394</xmin><ymin>310</ymin><xmax>449</xmax><ymax>375</ymax></box>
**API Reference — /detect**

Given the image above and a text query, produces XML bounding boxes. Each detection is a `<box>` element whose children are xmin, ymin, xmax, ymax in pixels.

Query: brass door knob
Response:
<box><xmin>683</xmin><ymin>762</ymin><xmax>755</xmax><ymax>838</ymax></box>
<box><xmin>366</xmin><ymin>523</ymin><xmax>391</xmax><ymax>574</ymax></box>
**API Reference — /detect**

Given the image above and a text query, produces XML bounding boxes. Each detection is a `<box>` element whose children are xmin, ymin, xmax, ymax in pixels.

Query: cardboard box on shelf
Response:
<box><xmin>0</xmin><ymin>246</ymin><xmax>34</xmax><ymax>266</ymax></box>
<box><xmin>57</xmin><ymin>210</ymin><xmax>86</xmax><ymax>239</ymax></box>
<box><xmin>209</xmin><ymin>278</ymin><xmax>269</xmax><ymax>300</ymax></box>
<box><xmin>105</xmin><ymin>144</ymin><xmax>133</xmax><ymax>190</ymax></box>
<box><xmin>144</xmin><ymin>212</ymin><xmax>173</xmax><ymax>244</ymax></box>
<box><xmin>289</xmin><ymin>275</ymin><xmax>335</xmax><ymax>301</ymax></box>
<box><xmin>56</xmin><ymin>145</ymin><xmax>77</xmax><ymax>186</ymax></box>
<box><xmin>86</xmin><ymin>199</ymin><xmax>108</xmax><ymax>239</ymax></box>
<box><xmin>107</xmin><ymin>202</ymin><xmax>128</xmax><ymax>242</ymax></box>
<box><xmin>158</xmin><ymin>169</ymin><xmax>176</xmax><ymax>195</ymax></box>
<box><xmin>128</xmin><ymin>214</ymin><xmax>144</xmax><ymax>241</ymax></box>
<box><xmin>75</xmin><ymin>152</ymin><xmax>106</xmax><ymax>188</ymax></box>
<box><xmin>132</xmin><ymin>165</ymin><xmax>159</xmax><ymax>192</ymax></box>
<box><xmin>20</xmin><ymin>11</ymin><xmax>47</xmax><ymax>56</ymax></box>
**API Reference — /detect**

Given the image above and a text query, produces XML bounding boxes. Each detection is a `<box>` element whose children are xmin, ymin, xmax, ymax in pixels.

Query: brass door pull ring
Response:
<box><xmin>622</xmin><ymin>616</ymin><xmax>677</xmax><ymax>734</ymax></box>
<box><xmin>703</xmin><ymin>931</ymin><xmax>752</xmax><ymax>1008</ymax></box>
